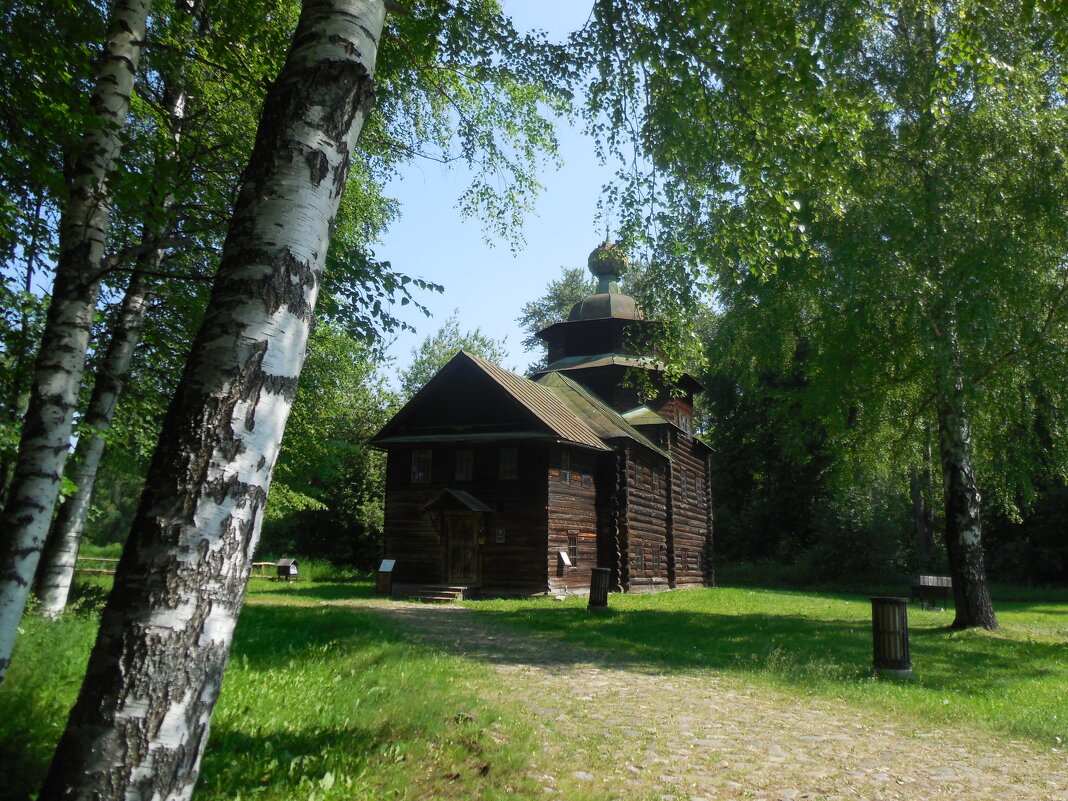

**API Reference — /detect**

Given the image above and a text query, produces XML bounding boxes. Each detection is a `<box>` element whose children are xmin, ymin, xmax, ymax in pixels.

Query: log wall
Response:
<box><xmin>381</xmin><ymin>443</ymin><xmax>550</xmax><ymax>594</ymax></box>
<box><xmin>667</xmin><ymin>429</ymin><xmax>712</xmax><ymax>588</ymax></box>
<box><xmin>546</xmin><ymin>446</ymin><xmax>603</xmax><ymax>595</ymax></box>
<box><xmin>623</xmin><ymin>449</ymin><xmax>671</xmax><ymax>592</ymax></box>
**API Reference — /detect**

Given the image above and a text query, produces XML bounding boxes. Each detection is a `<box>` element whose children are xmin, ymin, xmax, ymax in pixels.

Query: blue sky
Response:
<box><xmin>376</xmin><ymin>2</ymin><xmax>613</xmax><ymax>376</ymax></box>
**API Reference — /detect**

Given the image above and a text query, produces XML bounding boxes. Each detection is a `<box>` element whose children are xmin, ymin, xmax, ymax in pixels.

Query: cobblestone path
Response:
<box><xmin>341</xmin><ymin>600</ymin><xmax>1067</xmax><ymax>801</ymax></box>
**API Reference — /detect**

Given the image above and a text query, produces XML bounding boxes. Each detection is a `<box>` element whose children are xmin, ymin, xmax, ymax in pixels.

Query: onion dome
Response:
<box><xmin>567</xmin><ymin>238</ymin><xmax>640</xmax><ymax>321</ymax></box>
<box><xmin>587</xmin><ymin>238</ymin><xmax>628</xmax><ymax>288</ymax></box>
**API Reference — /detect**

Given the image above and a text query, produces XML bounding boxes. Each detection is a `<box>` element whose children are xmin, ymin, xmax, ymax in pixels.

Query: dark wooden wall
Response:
<box><xmin>622</xmin><ymin>449</ymin><xmax>671</xmax><ymax>592</ymax></box>
<box><xmin>666</xmin><ymin>429</ymin><xmax>711</xmax><ymax>588</ymax></box>
<box><xmin>546</xmin><ymin>446</ymin><xmax>603</xmax><ymax>594</ymax></box>
<box><xmin>656</xmin><ymin>396</ymin><xmax>696</xmax><ymax>428</ymax></box>
<box><xmin>381</xmin><ymin>432</ymin><xmax>713</xmax><ymax>597</ymax></box>
<box><xmin>381</xmin><ymin>443</ymin><xmax>550</xmax><ymax>594</ymax></box>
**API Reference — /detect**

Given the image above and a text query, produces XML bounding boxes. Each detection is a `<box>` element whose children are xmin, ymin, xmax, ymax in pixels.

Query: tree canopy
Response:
<box><xmin>578</xmin><ymin>0</ymin><xmax>1068</xmax><ymax>626</ymax></box>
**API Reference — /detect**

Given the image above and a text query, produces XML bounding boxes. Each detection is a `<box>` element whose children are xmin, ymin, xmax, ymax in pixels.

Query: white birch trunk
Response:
<box><xmin>36</xmin><ymin>267</ymin><xmax>154</xmax><ymax>618</ymax></box>
<box><xmin>39</xmin><ymin>2</ymin><xmax>386</xmax><ymax>798</ymax></box>
<box><xmin>37</xmin><ymin>67</ymin><xmax>189</xmax><ymax>620</ymax></box>
<box><xmin>934</xmin><ymin>322</ymin><xmax>998</xmax><ymax>630</ymax></box>
<box><xmin>0</xmin><ymin>0</ymin><xmax>149</xmax><ymax>684</ymax></box>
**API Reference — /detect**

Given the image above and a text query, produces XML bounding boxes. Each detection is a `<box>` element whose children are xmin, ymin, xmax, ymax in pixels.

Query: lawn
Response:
<box><xmin>1</xmin><ymin>577</ymin><xmax>1065</xmax><ymax>801</ymax></box>
<box><xmin>466</xmin><ymin>585</ymin><xmax>1068</xmax><ymax>746</ymax></box>
<box><xmin>0</xmin><ymin>580</ymin><xmax>539</xmax><ymax>801</ymax></box>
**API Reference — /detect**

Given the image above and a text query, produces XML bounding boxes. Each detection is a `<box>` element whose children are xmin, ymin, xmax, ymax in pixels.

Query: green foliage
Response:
<box><xmin>372</xmin><ymin>0</ymin><xmax>569</xmax><ymax>250</ymax></box>
<box><xmin>4</xmin><ymin>0</ymin><xmax>572</xmax><ymax>559</ymax></box>
<box><xmin>399</xmin><ymin>311</ymin><xmax>510</xmax><ymax>397</ymax></box>
<box><xmin>580</xmin><ymin>0</ymin><xmax>1068</xmax><ymax>584</ymax></box>
<box><xmin>469</xmin><ymin>587</ymin><xmax>1068</xmax><ymax>745</ymax></box>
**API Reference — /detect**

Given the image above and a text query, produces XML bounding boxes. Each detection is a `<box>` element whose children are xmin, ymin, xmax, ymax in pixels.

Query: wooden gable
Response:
<box><xmin>371</xmin><ymin>350</ymin><xmax>609</xmax><ymax>451</ymax></box>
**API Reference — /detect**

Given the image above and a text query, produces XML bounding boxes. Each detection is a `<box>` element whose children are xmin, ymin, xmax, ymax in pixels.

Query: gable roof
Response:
<box><xmin>535</xmin><ymin>372</ymin><xmax>669</xmax><ymax>459</ymax></box>
<box><xmin>371</xmin><ymin>350</ymin><xmax>609</xmax><ymax>452</ymax></box>
<box><xmin>462</xmin><ymin>352</ymin><xmax>609</xmax><ymax>451</ymax></box>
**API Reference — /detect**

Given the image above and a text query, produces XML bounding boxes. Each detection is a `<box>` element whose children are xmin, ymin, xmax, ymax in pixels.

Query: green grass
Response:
<box><xmin>4</xmin><ymin>576</ymin><xmax>1065</xmax><ymax>801</ymax></box>
<box><xmin>0</xmin><ymin>581</ymin><xmax>539</xmax><ymax>801</ymax></box>
<box><xmin>466</xmin><ymin>586</ymin><xmax>1068</xmax><ymax>747</ymax></box>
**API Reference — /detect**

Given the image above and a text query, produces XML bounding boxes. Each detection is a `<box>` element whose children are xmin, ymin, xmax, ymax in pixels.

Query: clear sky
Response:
<box><xmin>376</xmin><ymin>2</ymin><xmax>613</xmax><ymax>376</ymax></box>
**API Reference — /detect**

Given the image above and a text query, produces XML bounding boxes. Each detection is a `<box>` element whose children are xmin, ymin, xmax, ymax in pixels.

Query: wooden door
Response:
<box><xmin>445</xmin><ymin>513</ymin><xmax>479</xmax><ymax>584</ymax></box>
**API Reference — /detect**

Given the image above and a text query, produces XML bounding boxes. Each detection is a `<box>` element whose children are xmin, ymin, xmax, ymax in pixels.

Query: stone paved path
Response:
<box><xmin>336</xmin><ymin>599</ymin><xmax>1068</xmax><ymax>801</ymax></box>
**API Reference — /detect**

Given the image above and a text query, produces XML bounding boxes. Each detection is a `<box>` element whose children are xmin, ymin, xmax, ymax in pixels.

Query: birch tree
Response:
<box><xmin>37</xmin><ymin>1</ymin><xmax>388</xmax><ymax>797</ymax></box>
<box><xmin>0</xmin><ymin>0</ymin><xmax>149</xmax><ymax>683</ymax></box>
<box><xmin>34</xmin><ymin>5</ymin><xmax>196</xmax><ymax>617</ymax></box>
<box><xmin>34</xmin><ymin>265</ymin><xmax>156</xmax><ymax>617</ymax></box>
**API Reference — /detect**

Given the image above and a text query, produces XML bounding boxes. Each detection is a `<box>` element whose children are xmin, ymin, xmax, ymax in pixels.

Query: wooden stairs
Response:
<box><xmin>408</xmin><ymin>585</ymin><xmax>475</xmax><ymax>603</ymax></box>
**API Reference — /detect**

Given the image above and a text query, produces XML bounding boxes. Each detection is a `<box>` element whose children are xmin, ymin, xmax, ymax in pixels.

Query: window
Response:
<box><xmin>568</xmin><ymin>532</ymin><xmax>578</xmax><ymax>565</ymax></box>
<box><xmin>679</xmin><ymin>412</ymin><xmax>693</xmax><ymax>435</ymax></box>
<box><xmin>679</xmin><ymin>469</ymin><xmax>687</xmax><ymax>502</ymax></box>
<box><xmin>653</xmin><ymin>546</ymin><xmax>661</xmax><ymax>572</ymax></box>
<box><xmin>499</xmin><ymin>447</ymin><xmax>518</xmax><ymax>480</ymax></box>
<box><xmin>634</xmin><ymin>549</ymin><xmax>644</xmax><ymax>572</ymax></box>
<box><xmin>651</xmin><ymin>466</ymin><xmax>662</xmax><ymax>494</ymax></box>
<box><xmin>411</xmin><ymin>448</ymin><xmax>432</xmax><ymax>483</ymax></box>
<box><xmin>582</xmin><ymin>474</ymin><xmax>591</xmax><ymax>489</ymax></box>
<box><xmin>455</xmin><ymin>449</ymin><xmax>473</xmax><ymax>482</ymax></box>
<box><xmin>560</xmin><ymin>450</ymin><xmax>571</xmax><ymax>483</ymax></box>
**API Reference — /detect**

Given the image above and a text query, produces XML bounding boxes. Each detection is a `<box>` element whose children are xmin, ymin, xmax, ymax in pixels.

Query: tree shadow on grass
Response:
<box><xmin>197</xmin><ymin>723</ymin><xmax>382</xmax><ymax>799</ymax></box>
<box><xmin>229</xmin><ymin>604</ymin><xmax>419</xmax><ymax>670</ymax></box>
<box><xmin>230</xmin><ymin>600</ymin><xmax>1068</xmax><ymax>705</ymax></box>
<box><xmin>440</xmin><ymin>604</ymin><xmax>1068</xmax><ymax>699</ymax></box>
<box><xmin>246</xmin><ymin>581</ymin><xmax>377</xmax><ymax>602</ymax></box>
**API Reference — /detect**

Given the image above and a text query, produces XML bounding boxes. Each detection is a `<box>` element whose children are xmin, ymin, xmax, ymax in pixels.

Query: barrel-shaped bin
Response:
<box><xmin>588</xmin><ymin>567</ymin><xmax>611</xmax><ymax>611</ymax></box>
<box><xmin>871</xmin><ymin>596</ymin><xmax>912</xmax><ymax>678</ymax></box>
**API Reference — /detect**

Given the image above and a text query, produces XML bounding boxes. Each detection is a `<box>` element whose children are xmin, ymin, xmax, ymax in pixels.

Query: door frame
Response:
<box><xmin>443</xmin><ymin>511</ymin><xmax>481</xmax><ymax>584</ymax></box>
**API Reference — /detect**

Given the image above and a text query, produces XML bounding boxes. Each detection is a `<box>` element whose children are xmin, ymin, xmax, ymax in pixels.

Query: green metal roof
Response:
<box><xmin>536</xmin><ymin>373</ymin><xmax>669</xmax><ymax>459</ymax></box>
<box><xmin>539</xmin><ymin>352</ymin><xmax>662</xmax><ymax>373</ymax></box>
<box><xmin>458</xmin><ymin>352</ymin><xmax>610</xmax><ymax>452</ymax></box>
<box><xmin>622</xmin><ymin>405</ymin><xmax>668</xmax><ymax>427</ymax></box>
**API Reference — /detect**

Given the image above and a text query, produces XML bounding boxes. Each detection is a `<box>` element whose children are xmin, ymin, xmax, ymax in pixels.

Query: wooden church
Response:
<box><xmin>371</xmin><ymin>241</ymin><xmax>713</xmax><ymax>598</ymax></box>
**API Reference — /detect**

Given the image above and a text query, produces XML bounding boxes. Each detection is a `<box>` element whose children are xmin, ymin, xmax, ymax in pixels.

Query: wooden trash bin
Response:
<box><xmin>588</xmin><ymin>567</ymin><xmax>611</xmax><ymax>612</ymax></box>
<box><xmin>871</xmin><ymin>596</ymin><xmax>912</xmax><ymax>678</ymax></box>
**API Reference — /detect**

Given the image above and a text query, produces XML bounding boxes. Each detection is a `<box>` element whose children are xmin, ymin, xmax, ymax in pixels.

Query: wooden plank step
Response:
<box><xmin>407</xmin><ymin>584</ymin><xmax>480</xmax><ymax>603</ymax></box>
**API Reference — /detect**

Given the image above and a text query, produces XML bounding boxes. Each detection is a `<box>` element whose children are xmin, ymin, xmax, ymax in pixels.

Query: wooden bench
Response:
<box><xmin>250</xmin><ymin>561</ymin><xmax>275</xmax><ymax>578</ymax></box>
<box><xmin>74</xmin><ymin>557</ymin><xmax>119</xmax><ymax>575</ymax></box>
<box><xmin>910</xmin><ymin>575</ymin><xmax>952</xmax><ymax>609</ymax></box>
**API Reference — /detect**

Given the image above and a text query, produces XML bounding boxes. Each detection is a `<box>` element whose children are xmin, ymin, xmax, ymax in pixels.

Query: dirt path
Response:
<box><xmin>337</xmin><ymin>599</ymin><xmax>1067</xmax><ymax>801</ymax></box>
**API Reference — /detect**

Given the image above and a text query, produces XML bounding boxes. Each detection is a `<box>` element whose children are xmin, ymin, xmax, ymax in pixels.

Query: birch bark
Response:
<box><xmin>39</xmin><ymin>1</ymin><xmax>386</xmax><ymax>798</ymax></box>
<box><xmin>0</xmin><ymin>0</ymin><xmax>150</xmax><ymax>684</ymax></box>
<box><xmin>935</xmin><ymin>324</ymin><xmax>998</xmax><ymax>630</ymax></box>
<box><xmin>36</xmin><ymin>68</ymin><xmax>189</xmax><ymax>620</ymax></box>
<box><xmin>36</xmin><ymin>265</ymin><xmax>155</xmax><ymax>618</ymax></box>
